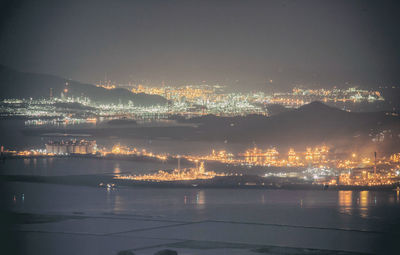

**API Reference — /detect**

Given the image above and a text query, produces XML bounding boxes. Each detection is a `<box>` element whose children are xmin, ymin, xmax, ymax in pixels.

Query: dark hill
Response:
<box><xmin>22</xmin><ymin>101</ymin><xmax>400</xmax><ymax>153</ymax></box>
<box><xmin>162</xmin><ymin>101</ymin><xmax>400</xmax><ymax>147</ymax></box>
<box><xmin>0</xmin><ymin>65</ymin><xmax>167</xmax><ymax>106</ymax></box>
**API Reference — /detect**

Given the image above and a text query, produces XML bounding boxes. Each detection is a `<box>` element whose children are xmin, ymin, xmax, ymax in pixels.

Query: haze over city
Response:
<box><xmin>1</xmin><ymin>1</ymin><xmax>400</xmax><ymax>255</ymax></box>
<box><xmin>1</xmin><ymin>0</ymin><xmax>400</xmax><ymax>89</ymax></box>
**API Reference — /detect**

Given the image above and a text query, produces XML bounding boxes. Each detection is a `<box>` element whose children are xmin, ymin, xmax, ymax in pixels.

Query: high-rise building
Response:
<box><xmin>46</xmin><ymin>140</ymin><xmax>97</xmax><ymax>154</ymax></box>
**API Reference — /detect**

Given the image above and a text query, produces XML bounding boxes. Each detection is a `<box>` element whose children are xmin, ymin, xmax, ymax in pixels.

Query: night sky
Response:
<box><xmin>1</xmin><ymin>0</ymin><xmax>399</xmax><ymax>89</ymax></box>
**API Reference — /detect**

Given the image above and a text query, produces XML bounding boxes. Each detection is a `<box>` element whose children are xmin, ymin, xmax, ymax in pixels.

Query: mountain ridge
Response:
<box><xmin>0</xmin><ymin>65</ymin><xmax>167</xmax><ymax>106</ymax></box>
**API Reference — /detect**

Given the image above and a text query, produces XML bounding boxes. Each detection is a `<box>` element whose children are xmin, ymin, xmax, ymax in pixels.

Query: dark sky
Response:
<box><xmin>0</xmin><ymin>0</ymin><xmax>399</xmax><ymax>89</ymax></box>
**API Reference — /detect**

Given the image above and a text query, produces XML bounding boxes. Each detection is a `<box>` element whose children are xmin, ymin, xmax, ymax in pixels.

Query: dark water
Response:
<box><xmin>2</xmin><ymin>181</ymin><xmax>400</xmax><ymax>254</ymax></box>
<box><xmin>4</xmin><ymin>182</ymin><xmax>400</xmax><ymax>226</ymax></box>
<box><xmin>0</xmin><ymin>119</ymin><xmax>242</xmax><ymax>154</ymax></box>
<box><xmin>1</xmin><ymin>163</ymin><xmax>400</xmax><ymax>254</ymax></box>
<box><xmin>0</xmin><ymin>157</ymin><xmax>177</xmax><ymax>176</ymax></box>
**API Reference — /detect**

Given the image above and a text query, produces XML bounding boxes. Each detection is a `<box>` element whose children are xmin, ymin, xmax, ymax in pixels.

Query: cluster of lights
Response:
<box><xmin>338</xmin><ymin>171</ymin><xmax>398</xmax><ymax>186</ymax></box>
<box><xmin>0</xmin><ymin>82</ymin><xmax>386</xmax><ymax>123</ymax></box>
<box><xmin>99</xmin><ymin>144</ymin><xmax>168</xmax><ymax>161</ymax></box>
<box><xmin>114</xmin><ymin>162</ymin><xmax>224</xmax><ymax>181</ymax></box>
<box><xmin>3</xmin><ymin>139</ymin><xmax>400</xmax><ymax>186</ymax></box>
<box><xmin>193</xmin><ymin>146</ymin><xmax>329</xmax><ymax>168</ymax></box>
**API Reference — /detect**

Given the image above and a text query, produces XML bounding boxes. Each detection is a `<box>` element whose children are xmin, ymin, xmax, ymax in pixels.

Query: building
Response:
<box><xmin>46</xmin><ymin>140</ymin><xmax>97</xmax><ymax>154</ymax></box>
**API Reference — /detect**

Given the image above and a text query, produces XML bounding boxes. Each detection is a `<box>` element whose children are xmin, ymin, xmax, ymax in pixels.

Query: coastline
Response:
<box><xmin>1</xmin><ymin>174</ymin><xmax>398</xmax><ymax>191</ymax></box>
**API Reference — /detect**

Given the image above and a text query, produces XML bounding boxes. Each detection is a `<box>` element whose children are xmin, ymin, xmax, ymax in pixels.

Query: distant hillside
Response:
<box><xmin>0</xmin><ymin>65</ymin><xmax>167</xmax><ymax>106</ymax></box>
<box><xmin>178</xmin><ymin>101</ymin><xmax>398</xmax><ymax>142</ymax></box>
<box><xmin>125</xmin><ymin>101</ymin><xmax>399</xmax><ymax>152</ymax></box>
<box><xmin>26</xmin><ymin>101</ymin><xmax>399</xmax><ymax>154</ymax></box>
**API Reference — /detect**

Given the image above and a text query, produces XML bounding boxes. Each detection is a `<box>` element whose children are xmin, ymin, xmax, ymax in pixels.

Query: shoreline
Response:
<box><xmin>1</xmin><ymin>174</ymin><xmax>398</xmax><ymax>191</ymax></box>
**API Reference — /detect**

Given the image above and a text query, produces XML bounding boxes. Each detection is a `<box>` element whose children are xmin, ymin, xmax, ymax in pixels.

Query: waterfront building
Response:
<box><xmin>45</xmin><ymin>140</ymin><xmax>97</xmax><ymax>154</ymax></box>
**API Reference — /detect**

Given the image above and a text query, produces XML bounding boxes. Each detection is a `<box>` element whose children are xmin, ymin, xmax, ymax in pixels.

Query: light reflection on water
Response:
<box><xmin>106</xmin><ymin>189</ymin><xmax>399</xmax><ymax>218</ymax></box>
<box><xmin>338</xmin><ymin>190</ymin><xmax>353</xmax><ymax>215</ymax></box>
<box><xmin>359</xmin><ymin>191</ymin><xmax>369</xmax><ymax>218</ymax></box>
<box><xmin>5</xmin><ymin>181</ymin><xmax>400</xmax><ymax>232</ymax></box>
<box><xmin>106</xmin><ymin>189</ymin><xmax>208</xmax><ymax>215</ymax></box>
<box><xmin>7</xmin><ymin>174</ymin><xmax>400</xmax><ymax>223</ymax></box>
<box><xmin>338</xmin><ymin>190</ymin><xmax>373</xmax><ymax>218</ymax></box>
<box><xmin>113</xmin><ymin>162</ymin><xmax>121</xmax><ymax>174</ymax></box>
<box><xmin>95</xmin><ymin>189</ymin><xmax>400</xmax><ymax>226</ymax></box>
<box><xmin>113</xmin><ymin>192</ymin><xmax>123</xmax><ymax>213</ymax></box>
<box><xmin>196</xmin><ymin>190</ymin><xmax>205</xmax><ymax>209</ymax></box>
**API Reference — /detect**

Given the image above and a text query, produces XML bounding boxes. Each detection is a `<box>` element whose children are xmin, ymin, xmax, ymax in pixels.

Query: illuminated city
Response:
<box><xmin>0</xmin><ymin>84</ymin><xmax>387</xmax><ymax>123</ymax></box>
<box><xmin>2</xmin><ymin>1</ymin><xmax>400</xmax><ymax>254</ymax></box>
<box><xmin>2</xmin><ymin>141</ymin><xmax>400</xmax><ymax>187</ymax></box>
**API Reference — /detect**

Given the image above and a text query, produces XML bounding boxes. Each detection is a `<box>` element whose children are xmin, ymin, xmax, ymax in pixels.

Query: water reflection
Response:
<box><xmin>113</xmin><ymin>163</ymin><xmax>121</xmax><ymax>174</ymax></box>
<box><xmin>42</xmin><ymin>158</ymin><xmax>47</xmax><ymax>168</ymax></box>
<box><xmin>359</xmin><ymin>191</ymin><xmax>369</xmax><ymax>218</ymax></box>
<box><xmin>338</xmin><ymin>190</ymin><xmax>353</xmax><ymax>215</ymax></box>
<box><xmin>196</xmin><ymin>190</ymin><xmax>205</xmax><ymax>209</ymax></box>
<box><xmin>113</xmin><ymin>192</ymin><xmax>124</xmax><ymax>213</ymax></box>
<box><xmin>338</xmin><ymin>190</ymin><xmax>372</xmax><ymax>218</ymax></box>
<box><xmin>106</xmin><ymin>187</ymin><xmax>112</xmax><ymax>209</ymax></box>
